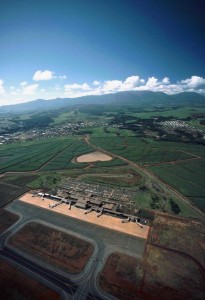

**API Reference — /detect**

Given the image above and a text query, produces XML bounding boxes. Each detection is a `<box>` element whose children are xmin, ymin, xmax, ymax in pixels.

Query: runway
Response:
<box><xmin>0</xmin><ymin>200</ymin><xmax>147</xmax><ymax>299</ymax></box>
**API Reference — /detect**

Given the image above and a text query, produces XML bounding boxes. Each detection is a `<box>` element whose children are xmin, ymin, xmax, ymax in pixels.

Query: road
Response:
<box><xmin>0</xmin><ymin>200</ymin><xmax>146</xmax><ymax>299</ymax></box>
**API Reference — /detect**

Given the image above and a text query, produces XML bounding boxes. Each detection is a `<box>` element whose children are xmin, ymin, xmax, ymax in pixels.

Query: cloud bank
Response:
<box><xmin>1</xmin><ymin>74</ymin><xmax>205</xmax><ymax>106</ymax></box>
<box><xmin>63</xmin><ymin>75</ymin><xmax>205</xmax><ymax>98</ymax></box>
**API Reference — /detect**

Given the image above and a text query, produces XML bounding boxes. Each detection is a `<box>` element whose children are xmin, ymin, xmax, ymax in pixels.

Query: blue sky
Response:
<box><xmin>0</xmin><ymin>0</ymin><xmax>205</xmax><ymax>105</ymax></box>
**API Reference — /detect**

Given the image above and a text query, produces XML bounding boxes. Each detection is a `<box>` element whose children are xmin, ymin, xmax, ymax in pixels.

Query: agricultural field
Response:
<box><xmin>0</xmin><ymin>183</ymin><xmax>26</xmax><ymax>207</ymax></box>
<box><xmin>0</xmin><ymin>174</ymin><xmax>38</xmax><ymax>187</ymax></box>
<box><xmin>91</xmin><ymin>136</ymin><xmax>205</xmax><ymax>213</ymax></box>
<box><xmin>0</xmin><ymin>133</ymin><xmax>202</xmax><ymax>217</ymax></box>
<box><xmin>0</xmin><ymin>137</ymin><xmax>78</xmax><ymax>172</ymax></box>
<box><xmin>0</xmin><ymin>174</ymin><xmax>38</xmax><ymax>206</ymax></box>
<box><xmin>0</xmin><ymin>110</ymin><xmax>205</xmax><ymax>217</ymax></box>
<box><xmin>40</xmin><ymin>139</ymin><xmax>92</xmax><ymax>170</ymax></box>
<box><xmin>0</xmin><ymin>259</ymin><xmax>61</xmax><ymax>300</ymax></box>
<box><xmin>9</xmin><ymin>221</ymin><xmax>94</xmax><ymax>274</ymax></box>
<box><xmin>149</xmin><ymin>159</ymin><xmax>205</xmax><ymax>212</ymax></box>
<box><xmin>79</xmin><ymin>126</ymin><xmax>134</xmax><ymax>137</ymax></box>
<box><xmin>90</xmin><ymin>136</ymin><xmax>197</xmax><ymax>165</ymax></box>
<box><xmin>0</xmin><ymin>209</ymin><xmax>19</xmax><ymax>234</ymax></box>
<box><xmin>130</xmin><ymin>105</ymin><xmax>205</xmax><ymax>120</ymax></box>
<box><xmin>41</xmin><ymin>139</ymin><xmax>126</xmax><ymax>171</ymax></box>
<box><xmin>0</xmin><ymin>136</ymin><xmax>126</xmax><ymax>173</ymax></box>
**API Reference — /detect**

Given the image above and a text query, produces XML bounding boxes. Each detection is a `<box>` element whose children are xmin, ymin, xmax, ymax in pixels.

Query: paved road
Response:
<box><xmin>0</xmin><ymin>248</ymin><xmax>76</xmax><ymax>295</ymax></box>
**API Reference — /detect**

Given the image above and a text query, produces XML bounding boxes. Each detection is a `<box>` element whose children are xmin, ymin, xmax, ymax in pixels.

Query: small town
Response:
<box><xmin>0</xmin><ymin>121</ymin><xmax>109</xmax><ymax>144</ymax></box>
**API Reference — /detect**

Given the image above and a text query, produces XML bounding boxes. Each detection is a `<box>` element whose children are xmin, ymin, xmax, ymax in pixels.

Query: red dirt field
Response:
<box><xmin>143</xmin><ymin>245</ymin><xmax>205</xmax><ymax>300</ymax></box>
<box><xmin>99</xmin><ymin>248</ymin><xmax>205</xmax><ymax>300</ymax></box>
<box><xmin>0</xmin><ymin>209</ymin><xmax>19</xmax><ymax>234</ymax></box>
<box><xmin>0</xmin><ymin>259</ymin><xmax>61</xmax><ymax>300</ymax></box>
<box><xmin>99</xmin><ymin>252</ymin><xmax>143</xmax><ymax>300</ymax></box>
<box><xmin>150</xmin><ymin>213</ymin><xmax>205</xmax><ymax>268</ymax></box>
<box><xmin>9</xmin><ymin>222</ymin><xmax>94</xmax><ymax>274</ymax></box>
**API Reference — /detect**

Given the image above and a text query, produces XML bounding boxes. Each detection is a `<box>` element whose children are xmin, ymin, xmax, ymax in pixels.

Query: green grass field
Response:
<box><xmin>81</xmin><ymin>170</ymin><xmax>142</xmax><ymax>187</ymax></box>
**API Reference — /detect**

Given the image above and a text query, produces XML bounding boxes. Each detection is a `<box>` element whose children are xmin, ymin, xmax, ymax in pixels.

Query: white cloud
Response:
<box><xmin>22</xmin><ymin>84</ymin><xmax>39</xmax><ymax>95</ymax></box>
<box><xmin>63</xmin><ymin>75</ymin><xmax>146</xmax><ymax>97</ymax></box>
<box><xmin>145</xmin><ymin>77</ymin><xmax>159</xmax><ymax>88</ymax></box>
<box><xmin>102</xmin><ymin>80</ymin><xmax>122</xmax><ymax>92</ymax></box>
<box><xmin>59</xmin><ymin>75</ymin><xmax>67</xmax><ymax>79</ymax></box>
<box><xmin>33</xmin><ymin>70</ymin><xmax>55</xmax><ymax>81</ymax></box>
<box><xmin>123</xmin><ymin>76</ymin><xmax>144</xmax><ymax>88</ymax></box>
<box><xmin>98</xmin><ymin>76</ymin><xmax>145</xmax><ymax>93</ymax></box>
<box><xmin>20</xmin><ymin>81</ymin><xmax>27</xmax><ymax>86</ymax></box>
<box><xmin>33</xmin><ymin>70</ymin><xmax>67</xmax><ymax>81</ymax></box>
<box><xmin>64</xmin><ymin>83</ymin><xmax>91</xmax><ymax>91</ymax></box>
<box><xmin>162</xmin><ymin>77</ymin><xmax>170</xmax><ymax>84</ymax></box>
<box><xmin>0</xmin><ymin>79</ymin><xmax>5</xmax><ymax>94</ymax></box>
<box><xmin>93</xmin><ymin>80</ymin><xmax>100</xmax><ymax>86</ymax></box>
<box><xmin>181</xmin><ymin>76</ymin><xmax>205</xmax><ymax>87</ymax></box>
<box><xmin>97</xmin><ymin>75</ymin><xmax>146</xmax><ymax>94</ymax></box>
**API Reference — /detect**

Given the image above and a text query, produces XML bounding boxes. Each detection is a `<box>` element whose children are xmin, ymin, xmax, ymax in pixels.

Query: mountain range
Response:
<box><xmin>0</xmin><ymin>91</ymin><xmax>205</xmax><ymax>114</ymax></box>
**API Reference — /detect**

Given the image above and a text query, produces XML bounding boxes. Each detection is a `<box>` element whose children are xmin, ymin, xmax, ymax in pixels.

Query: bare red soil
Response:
<box><xmin>99</xmin><ymin>252</ymin><xmax>143</xmax><ymax>300</ymax></box>
<box><xmin>143</xmin><ymin>245</ymin><xmax>205</xmax><ymax>300</ymax></box>
<box><xmin>9</xmin><ymin>222</ymin><xmax>94</xmax><ymax>274</ymax></box>
<box><xmin>150</xmin><ymin>213</ymin><xmax>205</xmax><ymax>269</ymax></box>
<box><xmin>99</xmin><ymin>245</ymin><xmax>205</xmax><ymax>300</ymax></box>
